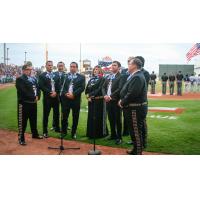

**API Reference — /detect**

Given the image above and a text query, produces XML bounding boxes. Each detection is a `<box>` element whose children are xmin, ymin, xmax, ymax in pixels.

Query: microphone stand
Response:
<box><xmin>88</xmin><ymin>98</ymin><xmax>101</xmax><ymax>155</ymax></box>
<box><xmin>48</xmin><ymin>73</ymin><xmax>80</xmax><ymax>155</ymax></box>
<box><xmin>48</xmin><ymin>132</ymin><xmax>80</xmax><ymax>155</ymax></box>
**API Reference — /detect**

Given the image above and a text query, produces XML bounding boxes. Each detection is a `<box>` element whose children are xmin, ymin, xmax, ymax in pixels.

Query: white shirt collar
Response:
<box><xmin>113</xmin><ymin>72</ymin><xmax>119</xmax><ymax>76</ymax></box>
<box><xmin>70</xmin><ymin>72</ymin><xmax>77</xmax><ymax>76</ymax></box>
<box><xmin>130</xmin><ymin>70</ymin><xmax>140</xmax><ymax>76</ymax></box>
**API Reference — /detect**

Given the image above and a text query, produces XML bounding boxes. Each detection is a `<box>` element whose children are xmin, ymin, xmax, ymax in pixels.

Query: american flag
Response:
<box><xmin>186</xmin><ymin>43</ymin><xmax>200</xmax><ymax>62</ymax></box>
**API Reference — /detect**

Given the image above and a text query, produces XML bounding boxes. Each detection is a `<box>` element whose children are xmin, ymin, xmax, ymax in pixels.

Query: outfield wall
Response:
<box><xmin>159</xmin><ymin>64</ymin><xmax>194</xmax><ymax>78</ymax></box>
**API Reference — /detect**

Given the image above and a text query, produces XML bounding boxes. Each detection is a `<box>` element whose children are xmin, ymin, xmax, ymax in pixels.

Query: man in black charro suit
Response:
<box><xmin>60</xmin><ymin>62</ymin><xmax>85</xmax><ymax>139</ymax></box>
<box><xmin>119</xmin><ymin>58</ymin><xmax>147</xmax><ymax>155</ymax></box>
<box><xmin>39</xmin><ymin>60</ymin><xmax>60</xmax><ymax>138</ymax></box>
<box><xmin>102</xmin><ymin>61</ymin><xmax>122</xmax><ymax>145</ymax></box>
<box><xmin>51</xmin><ymin>61</ymin><xmax>66</xmax><ymax>131</ymax></box>
<box><xmin>16</xmin><ymin>62</ymin><xmax>43</xmax><ymax>145</ymax></box>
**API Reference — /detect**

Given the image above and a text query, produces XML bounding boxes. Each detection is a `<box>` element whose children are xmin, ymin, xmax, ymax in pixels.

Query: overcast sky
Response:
<box><xmin>0</xmin><ymin>43</ymin><xmax>199</xmax><ymax>73</ymax></box>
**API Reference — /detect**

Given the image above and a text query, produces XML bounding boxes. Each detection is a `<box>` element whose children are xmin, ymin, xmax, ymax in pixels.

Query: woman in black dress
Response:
<box><xmin>85</xmin><ymin>66</ymin><xmax>107</xmax><ymax>138</ymax></box>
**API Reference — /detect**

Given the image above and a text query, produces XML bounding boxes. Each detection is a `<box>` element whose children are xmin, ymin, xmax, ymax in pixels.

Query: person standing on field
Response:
<box><xmin>16</xmin><ymin>62</ymin><xmax>43</xmax><ymax>145</ymax></box>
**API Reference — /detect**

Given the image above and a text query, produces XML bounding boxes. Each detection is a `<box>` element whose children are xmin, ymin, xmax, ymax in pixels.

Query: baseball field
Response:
<box><xmin>0</xmin><ymin>83</ymin><xmax>200</xmax><ymax>155</ymax></box>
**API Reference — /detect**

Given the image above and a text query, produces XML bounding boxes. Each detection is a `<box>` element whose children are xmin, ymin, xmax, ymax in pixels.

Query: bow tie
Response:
<box><xmin>90</xmin><ymin>76</ymin><xmax>99</xmax><ymax>83</ymax></box>
<box><xmin>68</xmin><ymin>73</ymin><xmax>77</xmax><ymax>80</ymax></box>
<box><xmin>46</xmin><ymin>72</ymin><xmax>54</xmax><ymax>79</ymax></box>
<box><xmin>108</xmin><ymin>74</ymin><xmax>115</xmax><ymax>80</ymax></box>
<box><xmin>28</xmin><ymin>76</ymin><xmax>36</xmax><ymax>84</ymax></box>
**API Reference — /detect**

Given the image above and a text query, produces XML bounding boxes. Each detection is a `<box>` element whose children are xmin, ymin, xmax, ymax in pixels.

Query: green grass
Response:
<box><xmin>0</xmin><ymin>86</ymin><xmax>200</xmax><ymax>154</ymax></box>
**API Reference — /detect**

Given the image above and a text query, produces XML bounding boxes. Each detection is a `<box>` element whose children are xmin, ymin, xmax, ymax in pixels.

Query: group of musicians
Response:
<box><xmin>16</xmin><ymin>56</ymin><xmax>148</xmax><ymax>155</ymax></box>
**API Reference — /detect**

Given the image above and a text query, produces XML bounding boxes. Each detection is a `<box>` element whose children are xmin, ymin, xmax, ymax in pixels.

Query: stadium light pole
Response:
<box><xmin>3</xmin><ymin>43</ymin><xmax>6</xmax><ymax>65</ymax></box>
<box><xmin>24</xmin><ymin>51</ymin><xmax>27</xmax><ymax>64</ymax></box>
<box><xmin>6</xmin><ymin>48</ymin><xmax>9</xmax><ymax>66</ymax></box>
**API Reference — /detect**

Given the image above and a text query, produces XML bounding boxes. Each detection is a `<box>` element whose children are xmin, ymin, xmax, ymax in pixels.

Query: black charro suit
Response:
<box><xmin>39</xmin><ymin>71</ymin><xmax>60</xmax><ymax>135</ymax></box>
<box><xmin>60</xmin><ymin>73</ymin><xmax>85</xmax><ymax>136</ymax></box>
<box><xmin>54</xmin><ymin>71</ymin><xmax>66</xmax><ymax>94</ymax></box>
<box><xmin>121</xmin><ymin>68</ymin><xmax>149</xmax><ymax>147</ymax></box>
<box><xmin>51</xmin><ymin>71</ymin><xmax>66</xmax><ymax>129</ymax></box>
<box><xmin>120</xmin><ymin>70</ymin><xmax>147</xmax><ymax>155</ymax></box>
<box><xmin>85</xmin><ymin>76</ymin><xmax>108</xmax><ymax>138</ymax></box>
<box><xmin>16</xmin><ymin>74</ymin><xmax>41</xmax><ymax>142</ymax></box>
<box><xmin>120</xmin><ymin>69</ymin><xmax>130</xmax><ymax>136</ymax></box>
<box><xmin>141</xmin><ymin>68</ymin><xmax>150</xmax><ymax>148</ymax></box>
<box><xmin>141</xmin><ymin>68</ymin><xmax>150</xmax><ymax>89</ymax></box>
<box><xmin>102</xmin><ymin>72</ymin><xmax>122</xmax><ymax>141</ymax></box>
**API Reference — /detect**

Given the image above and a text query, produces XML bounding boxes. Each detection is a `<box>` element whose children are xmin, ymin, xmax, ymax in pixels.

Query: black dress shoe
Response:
<box><xmin>115</xmin><ymin>139</ymin><xmax>122</xmax><ymax>145</ymax></box>
<box><xmin>126</xmin><ymin>149</ymin><xmax>136</xmax><ymax>155</ymax></box>
<box><xmin>32</xmin><ymin>135</ymin><xmax>43</xmax><ymax>139</ymax></box>
<box><xmin>19</xmin><ymin>140</ymin><xmax>26</xmax><ymax>145</ymax></box>
<box><xmin>43</xmin><ymin>133</ymin><xmax>49</xmax><ymax>138</ymax></box>
<box><xmin>126</xmin><ymin>149</ymin><xmax>142</xmax><ymax>155</ymax></box>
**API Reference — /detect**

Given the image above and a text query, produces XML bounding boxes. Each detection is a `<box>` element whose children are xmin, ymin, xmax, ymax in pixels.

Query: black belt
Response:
<box><xmin>95</xmin><ymin>96</ymin><xmax>104</xmax><ymax>100</ymax></box>
<box><xmin>128</xmin><ymin>102</ymin><xmax>147</xmax><ymax>107</ymax></box>
<box><xmin>22</xmin><ymin>101</ymin><xmax>37</xmax><ymax>104</ymax></box>
<box><xmin>86</xmin><ymin>96</ymin><xmax>104</xmax><ymax>100</ymax></box>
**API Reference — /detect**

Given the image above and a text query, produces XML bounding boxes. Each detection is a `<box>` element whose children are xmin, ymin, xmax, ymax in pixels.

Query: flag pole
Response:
<box><xmin>45</xmin><ymin>43</ymin><xmax>48</xmax><ymax>63</ymax></box>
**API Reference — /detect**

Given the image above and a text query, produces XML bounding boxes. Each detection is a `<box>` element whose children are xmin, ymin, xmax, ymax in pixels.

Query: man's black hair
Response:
<box><xmin>22</xmin><ymin>64</ymin><xmax>29</xmax><ymax>70</ymax></box>
<box><xmin>46</xmin><ymin>60</ymin><xmax>53</xmax><ymax>66</ymax></box>
<box><xmin>70</xmin><ymin>62</ymin><xmax>78</xmax><ymax>68</ymax></box>
<box><xmin>57</xmin><ymin>61</ymin><xmax>65</xmax><ymax>66</ymax></box>
<box><xmin>112</xmin><ymin>61</ymin><xmax>121</xmax><ymax>68</ymax></box>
